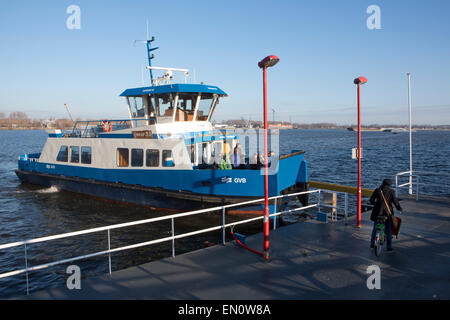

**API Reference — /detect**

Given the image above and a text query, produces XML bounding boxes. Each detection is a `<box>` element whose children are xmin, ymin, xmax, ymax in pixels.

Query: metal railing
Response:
<box><xmin>67</xmin><ymin>119</ymin><xmax>151</xmax><ymax>138</ymax></box>
<box><xmin>316</xmin><ymin>189</ymin><xmax>351</xmax><ymax>223</ymax></box>
<box><xmin>0</xmin><ymin>188</ymin><xmax>353</xmax><ymax>296</ymax></box>
<box><xmin>395</xmin><ymin>170</ymin><xmax>449</xmax><ymax>200</ymax></box>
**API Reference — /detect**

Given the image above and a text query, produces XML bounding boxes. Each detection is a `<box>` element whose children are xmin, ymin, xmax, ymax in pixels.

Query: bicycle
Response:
<box><xmin>374</xmin><ymin>216</ymin><xmax>388</xmax><ymax>257</ymax></box>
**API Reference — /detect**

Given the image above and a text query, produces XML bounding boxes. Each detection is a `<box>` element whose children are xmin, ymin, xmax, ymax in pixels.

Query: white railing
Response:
<box><xmin>395</xmin><ymin>170</ymin><xmax>449</xmax><ymax>200</ymax></box>
<box><xmin>314</xmin><ymin>189</ymin><xmax>351</xmax><ymax>223</ymax></box>
<box><xmin>0</xmin><ymin>188</ymin><xmax>353</xmax><ymax>296</ymax></box>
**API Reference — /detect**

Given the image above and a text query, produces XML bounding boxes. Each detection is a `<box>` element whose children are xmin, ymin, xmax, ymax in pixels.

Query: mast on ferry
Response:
<box><xmin>134</xmin><ymin>21</ymin><xmax>159</xmax><ymax>83</ymax></box>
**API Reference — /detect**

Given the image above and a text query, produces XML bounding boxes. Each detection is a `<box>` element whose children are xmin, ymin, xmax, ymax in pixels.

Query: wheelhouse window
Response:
<box><xmin>70</xmin><ymin>146</ymin><xmax>79</xmax><ymax>163</ymax></box>
<box><xmin>162</xmin><ymin>150</ymin><xmax>175</xmax><ymax>167</ymax></box>
<box><xmin>146</xmin><ymin>149</ymin><xmax>159</xmax><ymax>167</ymax></box>
<box><xmin>196</xmin><ymin>98</ymin><xmax>211</xmax><ymax>121</ymax></box>
<box><xmin>130</xmin><ymin>97</ymin><xmax>145</xmax><ymax>118</ymax></box>
<box><xmin>117</xmin><ymin>148</ymin><xmax>129</xmax><ymax>167</ymax></box>
<box><xmin>131</xmin><ymin>148</ymin><xmax>144</xmax><ymax>167</ymax></box>
<box><xmin>81</xmin><ymin>146</ymin><xmax>92</xmax><ymax>164</ymax></box>
<box><xmin>56</xmin><ymin>146</ymin><xmax>68</xmax><ymax>162</ymax></box>
<box><xmin>152</xmin><ymin>94</ymin><xmax>176</xmax><ymax>119</ymax></box>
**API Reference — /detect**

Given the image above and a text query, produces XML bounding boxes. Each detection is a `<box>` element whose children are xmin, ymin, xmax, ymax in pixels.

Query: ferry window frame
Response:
<box><xmin>81</xmin><ymin>146</ymin><xmax>92</xmax><ymax>164</ymax></box>
<box><xmin>70</xmin><ymin>146</ymin><xmax>80</xmax><ymax>163</ymax></box>
<box><xmin>117</xmin><ymin>148</ymin><xmax>129</xmax><ymax>167</ymax></box>
<box><xmin>146</xmin><ymin>149</ymin><xmax>160</xmax><ymax>167</ymax></box>
<box><xmin>131</xmin><ymin>148</ymin><xmax>144</xmax><ymax>167</ymax></box>
<box><xmin>56</xmin><ymin>145</ymin><xmax>69</xmax><ymax>162</ymax></box>
<box><xmin>162</xmin><ymin>150</ymin><xmax>175</xmax><ymax>168</ymax></box>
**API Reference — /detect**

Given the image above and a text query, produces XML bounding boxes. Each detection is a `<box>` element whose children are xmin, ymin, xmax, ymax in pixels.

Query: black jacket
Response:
<box><xmin>369</xmin><ymin>185</ymin><xmax>402</xmax><ymax>222</ymax></box>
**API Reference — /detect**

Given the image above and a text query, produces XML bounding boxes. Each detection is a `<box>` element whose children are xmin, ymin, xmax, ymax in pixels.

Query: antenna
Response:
<box><xmin>134</xmin><ymin>20</ymin><xmax>159</xmax><ymax>84</ymax></box>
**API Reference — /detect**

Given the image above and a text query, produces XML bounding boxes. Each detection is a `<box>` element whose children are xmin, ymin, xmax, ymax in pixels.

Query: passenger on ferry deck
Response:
<box><xmin>220</xmin><ymin>153</ymin><xmax>232</xmax><ymax>170</ymax></box>
<box><xmin>232</xmin><ymin>146</ymin><xmax>241</xmax><ymax>169</ymax></box>
<box><xmin>213</xmin><ymin>152</ymin><xmax>223</xmax><ymax>169</ymax></box>
<box><xmin>258</xmin><ymin>153</ymin><xmax>266</xmax><ymax>166</ymax></box>
<box><xmin>250</xmin><ymin>153</ymin><xmax>260</xmax><ymax>170</ymax></box>
<box><xmin>267</xmin><ymin>151</ymin><xmax>276</xmax><ymax>166</ymax></box>
<box><xmin>232</xmin><ymin>143</ymin><xmax>246</xmax><ymax>169</ymax></box>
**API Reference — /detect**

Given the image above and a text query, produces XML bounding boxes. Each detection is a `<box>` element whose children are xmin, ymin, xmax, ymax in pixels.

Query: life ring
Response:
<box><xmin>102</xmin><ymin>120</ymin><xmax>112</xmax><ymax>132</ymax></box>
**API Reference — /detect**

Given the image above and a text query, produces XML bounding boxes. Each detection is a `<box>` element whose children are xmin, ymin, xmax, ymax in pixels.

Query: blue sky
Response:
<box><xmin>0</xmin><ymin>0</ymin><xmax>449</xmax><ymax>125</ymax></box>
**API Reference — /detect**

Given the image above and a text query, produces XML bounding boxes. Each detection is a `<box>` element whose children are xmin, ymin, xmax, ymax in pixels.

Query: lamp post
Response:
<box><xmin>407</xmin><ymin>73</ymin><xmax>413</xmax><ymax>194</ymax></box>
<box><xmin>258</xmin><ymin>55</ymin><xmax>279</xmax><ymax>260</ymax></box>
<box><xmin>353</xmin><ymin>76</ymin><xmax>367</xmax><ymax>228</ymax></box>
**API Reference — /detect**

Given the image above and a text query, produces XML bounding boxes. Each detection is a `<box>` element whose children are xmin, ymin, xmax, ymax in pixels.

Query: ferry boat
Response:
<box><xmin>15</xmin><ymin>38</ymin><xmax>308</xmax><ymax>211</ymax></box>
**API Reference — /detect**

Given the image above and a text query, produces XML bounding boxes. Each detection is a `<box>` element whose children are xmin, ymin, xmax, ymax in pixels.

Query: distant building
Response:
<box><xmin>268</xmin><ymin>122</ymin><xmax>293</xmax><ymax>129</ymax></box>
<box><xmin>41</xmin><ymin>119</ymin><xmax>56</xmax><ymax>128</ymax></box>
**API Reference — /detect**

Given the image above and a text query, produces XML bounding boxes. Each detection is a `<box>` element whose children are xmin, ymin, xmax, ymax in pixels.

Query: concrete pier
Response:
<box><xmin>22</xmin><ymin>195</ymin><xmax>450</xmax><ymax>300</ymax></box>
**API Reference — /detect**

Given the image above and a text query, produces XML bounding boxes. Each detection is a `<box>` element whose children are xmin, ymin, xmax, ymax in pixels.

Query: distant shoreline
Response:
<box><xmin>0</xmin><ymin>127</ymin><xmax>72</xmax><ymax>131</ymax></box>
<box><xmin>1</xmin><ymin>127</ymin><xmax>449</xmax><ymax>132</ymax></box>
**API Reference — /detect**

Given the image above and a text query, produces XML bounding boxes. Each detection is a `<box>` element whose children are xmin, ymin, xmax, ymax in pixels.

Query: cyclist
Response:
<box><xmin>369</xmin><ymin>179</ymin><xmax>403</xmax><ymax>252</ymax></box>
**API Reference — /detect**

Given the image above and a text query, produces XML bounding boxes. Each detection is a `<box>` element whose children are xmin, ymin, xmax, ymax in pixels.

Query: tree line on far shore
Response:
<box><xmin>0</xmin><ymin>112</ymin><xmax>448</xmax><ymax>130</ymax></box>
<box><xmin>0</xmin><ymin>112</ymin><xmax>75</xmax><ymax>129</ymax></box>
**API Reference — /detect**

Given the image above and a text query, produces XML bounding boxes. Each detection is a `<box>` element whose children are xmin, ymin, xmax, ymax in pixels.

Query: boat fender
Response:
<box><xmin>102</xmin><ymin>120</ymin><xmax>112</xmax><ymax>132</ymax></box>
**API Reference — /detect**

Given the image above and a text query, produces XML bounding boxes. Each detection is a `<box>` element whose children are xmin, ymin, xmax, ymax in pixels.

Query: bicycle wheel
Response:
<box><xmin>374</xmin><ymin>232</ymin><xmax>383</xmax><ymax>257</ymax></box>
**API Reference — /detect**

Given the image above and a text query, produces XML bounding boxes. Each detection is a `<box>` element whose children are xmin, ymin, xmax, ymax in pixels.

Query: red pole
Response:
<box><xmin>353</xmin><ymin>76</ymin><xmax>366</xmax><ymax>227</ymax></box>
<box><xmin>263</xmin><ymin>66</ymin><xmax>270</xmax><ymax>260</ymax></box>
<box><xmin>258</xmin><ymin>55</ymin><xmax>279</xmax><ymax>260</ymax></box>
<box><xmin>357</xmin><ymin>83</ymin><xmax>362</xmax><ymax>228</ymax></box>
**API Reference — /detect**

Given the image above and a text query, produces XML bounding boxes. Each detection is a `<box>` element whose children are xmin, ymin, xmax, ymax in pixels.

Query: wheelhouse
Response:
<box><xmin>120</xmin><ymin>84</ymin><xmax>227</xmax><ymax>128</ymax></box>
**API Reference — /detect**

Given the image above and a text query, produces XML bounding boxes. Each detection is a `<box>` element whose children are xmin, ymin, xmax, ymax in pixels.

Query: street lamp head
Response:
<box><xmin>353</xmin><ymin>76</ymin><xmax>367</xmax><ymax>85</ymax></box>
<box><xmin>258</xmin><ymin>55</ymin><xmax>280</xmax><ymax>69</ymax></box>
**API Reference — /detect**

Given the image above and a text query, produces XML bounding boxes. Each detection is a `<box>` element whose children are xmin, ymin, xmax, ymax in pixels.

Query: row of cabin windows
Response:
<box><xmin>117</xmin><ymin>148</ymin><xmax>175</xmax><ymax>168</ymax></box>
<box><xmin>56</xmin><ymin>146</ymin><xmax>92</xmax><ymax>164</ymax></box>
<box><xmin>55</xmin><ymin>145</ymin><xmax>174</xmax><ymax>168</ymax></box>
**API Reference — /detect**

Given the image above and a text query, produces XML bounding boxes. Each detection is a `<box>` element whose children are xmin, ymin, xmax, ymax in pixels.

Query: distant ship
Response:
<box><xmin>346</xmin><ymin>127</ymin><xmax>381</xmax><ymax>132</ymax></box>
<box><xmin>347</xmin><ymin>127</ymin><xmax>413</xmax><ymax>133</ymax></box>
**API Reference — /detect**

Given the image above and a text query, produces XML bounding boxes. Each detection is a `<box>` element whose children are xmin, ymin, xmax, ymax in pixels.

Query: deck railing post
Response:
<box><xmin>24</xmin><ymin>243</ymin><xmax>29</xmax><ymax>296</ymax></box>
<box><xmin>395</xmin><ymin>175</ymin><xmax>399</xmax><ymax>197</ymax></box>
<box><xmin>344</xmin><ymin>192</ymin><xmax>348</xmax><ymax>225</ymax></box>
<box><xmin>318</xmin><ymin>189</ymin><xmax>321</xmax><ymax>213</ymax></box>
<box><xmin>222</xmin><ymin>207</ymin><xmax>226</xmax><ymax>245</ymax></box>
<box><xmin>107</xmin><ymin>229</ymin><xmax>112</xmax><ymax>275</ymax></box>
<box><xmin>416</xmin><ymin>175</ymin><xmax>420</xmax><ymax>201</ymax></box>
<box><xmin>273</xmin><ymin>198</ymin><xmax>278</xmax><ymax>230</ymax></box>
<box><xmin>171</xmin><ymin>218</ymin><xmax>175</xmax><ymax>257</ymax></box>
<box><xmin>333</xmin><ymin>193</ymin><xmax>337</xmax><ymax>222</ymax></box>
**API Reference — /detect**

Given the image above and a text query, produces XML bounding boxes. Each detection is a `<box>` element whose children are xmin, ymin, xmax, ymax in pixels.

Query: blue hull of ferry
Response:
<box><xmin>16</xmin><ymin>152</ymin><xmax>308</xmax><ymax>210</ymax></box>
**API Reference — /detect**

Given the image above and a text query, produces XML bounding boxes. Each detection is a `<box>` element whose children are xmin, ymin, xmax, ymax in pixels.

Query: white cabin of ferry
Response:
<box><xmin>119</xmin><ymin>66</ymin><xmax>227</xmax><ymax>136</ymax></box>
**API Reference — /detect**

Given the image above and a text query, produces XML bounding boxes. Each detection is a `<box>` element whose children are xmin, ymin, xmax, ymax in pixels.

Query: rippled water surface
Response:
<box><xmin>0</xmin><ymin>129</ymin><xmax>449</xmax><ymax>298</ymax></box>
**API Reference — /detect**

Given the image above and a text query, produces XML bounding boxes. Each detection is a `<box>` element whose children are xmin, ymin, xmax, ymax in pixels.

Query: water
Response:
<box><xmin>0</xmin><ymin>129</ymin><xmax>449</xmax><ymax>298</ymax></box>
<box><xmin>280</xmin><ymin>129</ymin><xmax>450</xmax><ymax>193</ymax></box>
